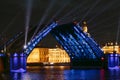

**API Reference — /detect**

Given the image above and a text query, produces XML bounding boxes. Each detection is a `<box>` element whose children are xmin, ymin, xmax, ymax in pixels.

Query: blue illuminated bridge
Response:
<box><xmin>1</xmin><ymin>21</ymin><xmax>104</xmax><ymax>66</ymax></box>
<box><xmin>23</xmin><ymin>21</ymin><xmax>104</xmax><ymax>66</ymax></box>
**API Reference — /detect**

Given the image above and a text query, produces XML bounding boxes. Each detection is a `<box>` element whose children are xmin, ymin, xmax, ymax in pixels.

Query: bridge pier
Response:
<box><xmin>0</xmin><ymin>53</ymin><xmax>9</xmax><ymax>72</ymax></box>
<box><xmin>10</xmin><ymin>53</ymin><xmax>26</xmax><ymax>72</ymax></box>
<box><xmin>0</xmin><ymin>53</ymin><xmax>5</xmax><ymax>72</ymax></box>
<box><xmin>105</xmin><ymin>53</ymin><xmax>120</xmax><ymax>69</ymax></box>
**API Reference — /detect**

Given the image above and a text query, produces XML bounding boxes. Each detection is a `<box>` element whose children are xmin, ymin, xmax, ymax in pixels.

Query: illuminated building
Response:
<box><xmin>82</xmin><ymin>21</ymin><xmax>90</xmax><ymax>37</ymax></box>
<box><xmin>27</xmin><ymin>48</ymin><xmax>70</xmax><ymax>64</ymax></box>
<box><xmin>102</xmin><ymin>42</ymin><xmax>120</xmax><ymax>54</ymax></box>
<box><xmin>82</xmin><ymin>21</ymin><xmax>88</xmax><ymax>33</ymax></box>
<box><xmin>48</xmin><ymin>48</ymin><xmax>70</xmax><ymax>63</ymax></box>
<box><xmin>27</xmin><ymin>48</ymin><xmax>41</xmax><ymax>63</ymax></box>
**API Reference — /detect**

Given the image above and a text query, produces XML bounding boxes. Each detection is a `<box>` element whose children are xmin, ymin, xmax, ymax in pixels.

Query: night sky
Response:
<box><xmin>0</xmin><ymin>0</ymin><xmax>120</xmax><ymax>47</ymax></box>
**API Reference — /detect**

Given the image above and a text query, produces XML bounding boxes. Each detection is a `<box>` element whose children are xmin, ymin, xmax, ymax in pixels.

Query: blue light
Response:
<box><xmin>115</xmin><ymin>54</ymin><xmax>118</xmax><ymax>56</ymax></box>
<box><xmin>32</xmin><ymin>43</ymin><xmax>35</xmax><ymax>47</ymax></box>
<box><xmin>0</xmin><ymin>53</ymin><xmax>5</xmax><ymax>56</ymax></box>
<box><xmin>108</xmin><ymin>54</ymin><xmax>119</xmax><ymax>67</ymax></box>
<box><xmin>10</xmin><ymin>53</ymin><xmax>26</xmax><ymax>72</ymax></box>
<box><xmin>74</xmin><ymin>26</ymin><xmax>81</xmax><ymax>33</ymax></box>
<box><xmin>28</xmin><ymin>42</ymin><xmax>30</xmax><ymax>45</ymax></box>
<box><xmin>81</xmin><ymin>33</ymin><xmax>85</xmax><ymax>38</ymax></box>
<box><xmin>13</xmin><ymin>53</ymin><xmax>18</xmax><ymax>57</ymax></box>
<box><xmin>23</xmin><ymin>45</ymin><xmax>27</xmax><ymax>49</ymax></box>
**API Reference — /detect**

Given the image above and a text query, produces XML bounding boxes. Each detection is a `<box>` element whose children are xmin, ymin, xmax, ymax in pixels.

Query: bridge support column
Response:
<box><xmin>0</xmin><ymin>53</ymin><xmax>5</xmax><ymax>72</ymax></box>
<box><xmin>10</xmin><ymin>53</ymin><xmax>26</xmax><ymax>72</ymax></box>
<box><xmin>0</xmin><ymin>53</ymin><xmax>9</xmax><ymax>72</ymax></box>
<box><xmin>106</xmin><ymin>53</ymin><xmax>120</xmax><ymax>68</ymax></box>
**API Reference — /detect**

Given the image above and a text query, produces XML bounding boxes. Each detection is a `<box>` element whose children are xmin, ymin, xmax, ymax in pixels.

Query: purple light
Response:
<box><xmin>11</xmin><ymin>68</ymin><xmax>26</xmax><ymax>72</ymax></box>
<box><xmin>108</xmin><ymin>53</ymin><xmax>119</xmax><ymax>67</ymax></box>
<box><xmin>10</xmin><ymin>53</ymin><xmax>26</xmax><ymax>72</ymax></box>
<box><xmin>115</xmin><ymin>54</ymin><xmax>118</xmax><ymax>56</ymax></box>
<box><xmin>13</xmin><ymin>53</ymin><xmax>18</xmax><ymax>56</ymax></box>
<box><xmin>110</xmin><ymin>54</ymin><xmax>113</xmax><ymax>56</ymax></box>
<box><xmin>108</xmin><ymin>66</ymin><xmax>119</xmax><ymax>69</ymax></box>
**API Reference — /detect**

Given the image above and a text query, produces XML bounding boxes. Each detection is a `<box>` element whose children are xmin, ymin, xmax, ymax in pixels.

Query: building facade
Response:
<box><xmin>27</xmin><ymin>48</ymin><xmax>70</xmax><ymax>64</ymax></box>
<box><xmin>102</xmin><ymin>43</ymin><xmax>120</xmax><ymax>54</ymax></box>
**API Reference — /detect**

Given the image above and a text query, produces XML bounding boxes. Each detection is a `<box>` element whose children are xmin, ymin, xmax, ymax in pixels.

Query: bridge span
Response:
<box><xmin>0</xmin><ymin>21</ymin><xmax>105</xmax><ymax>72</ymax></box>
<box><xmin>23</xmin><ymin>21</ymin><xmax>104</xmax><ymax>66</ymax></box>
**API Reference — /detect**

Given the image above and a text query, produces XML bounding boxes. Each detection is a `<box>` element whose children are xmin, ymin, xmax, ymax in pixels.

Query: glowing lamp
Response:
<box><xmin>28</xmin><ymin>42</ymin><xmax>30</xmax><ymax>45</ymax></box>
<box><xmin>23</xmin><ymin>45</ymin><xmax>27</xmax><ymax>49</ymax></box>
<box><xmin>101</xmin><ymin>57</ymin><xmax>104</xmax><ymax>61</ymax></box>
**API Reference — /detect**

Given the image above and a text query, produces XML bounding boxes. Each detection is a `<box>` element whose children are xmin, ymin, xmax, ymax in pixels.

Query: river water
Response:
<box><xmin>1</xmin><ymin>66</ymin><xmax>120</xmax><ymax>80</ymax></box>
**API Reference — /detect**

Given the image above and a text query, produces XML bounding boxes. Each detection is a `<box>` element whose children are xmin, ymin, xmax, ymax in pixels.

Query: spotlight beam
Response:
<box><xmin>47</xmin><ymin>0</ymin><xmax>72</xmax><ymax>25</ymax></box>
<box><xmin>79</xmin><ymin>0</ymin><xmax>101</xmax><ymax>23</ymax></box>
<box><xmin>88</xmin><ymin>0</ymin><xmax>118</xmax><ymax>23</ymax></box>
<box><xmin>91</xmin><ymin>22</ymin><xmax>117</xmax><ymax>38</ymax></box>
<box><xmin>31</xmin><ymin>0</ymin><xmax>56</xmax><ymax>40</ymax></box>
<box><xmin>25</xmin><ymin>0</ymin><xmax>32</xmax><ymax>47</ymax></box>
<box><xmin>1</xmin><ymin>12</ymin><xmax>20</xmax><ymax>34</ymax></box>
<box><xmin>116</xmin><ymin>16</ymin><xmax>120</xmax><ymax>43</ymax></box>
<box><xmin>91</xmin><ymin>22</ymin><xmax>116</xmax><ymax>34</ymax></box>
<box><xmin>90</xmin><ymin>15</ymin><xmax>115</xmax><ymax>30</ymax></box>
<box><xmin>59</xmin><ymin>1</ymin><xmax>87</xmax><ymax>22</ymax></box>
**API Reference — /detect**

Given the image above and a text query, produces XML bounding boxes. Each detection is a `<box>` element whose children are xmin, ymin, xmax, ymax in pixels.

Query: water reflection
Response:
<box><xmin>64</xmin><ymin>69</ymin><xmax>105</xmax><ymax>80</ymax></box>
<box><xmin>1</xmin><ymin>66</ymin><xmax>120</xmax><ymax>80</ymax></box>
<box><xmin>107</xmin><ymin>68</ymin><xmax>120</xmax><ymax>79</ymax></box>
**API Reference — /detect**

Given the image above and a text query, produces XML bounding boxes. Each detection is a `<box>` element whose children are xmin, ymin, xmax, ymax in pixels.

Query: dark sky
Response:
<box><xmin>0</xmin><ymin>0</ymin><xmax>120</xmax><ymax>46</ymax></box>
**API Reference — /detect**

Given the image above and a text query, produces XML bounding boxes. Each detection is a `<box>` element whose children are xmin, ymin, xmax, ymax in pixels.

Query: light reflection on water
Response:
<box><xmin>1</xmin><ymin>66</ymin><xmax>120</xmax><ymax>80</ymax></box>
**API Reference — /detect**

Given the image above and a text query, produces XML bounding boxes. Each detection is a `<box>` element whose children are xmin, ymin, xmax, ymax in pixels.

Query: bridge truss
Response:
<box><xmin>24</xmin><ymin>21</ymin><xmax>104</xmax><ymax>64</ymax></box>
